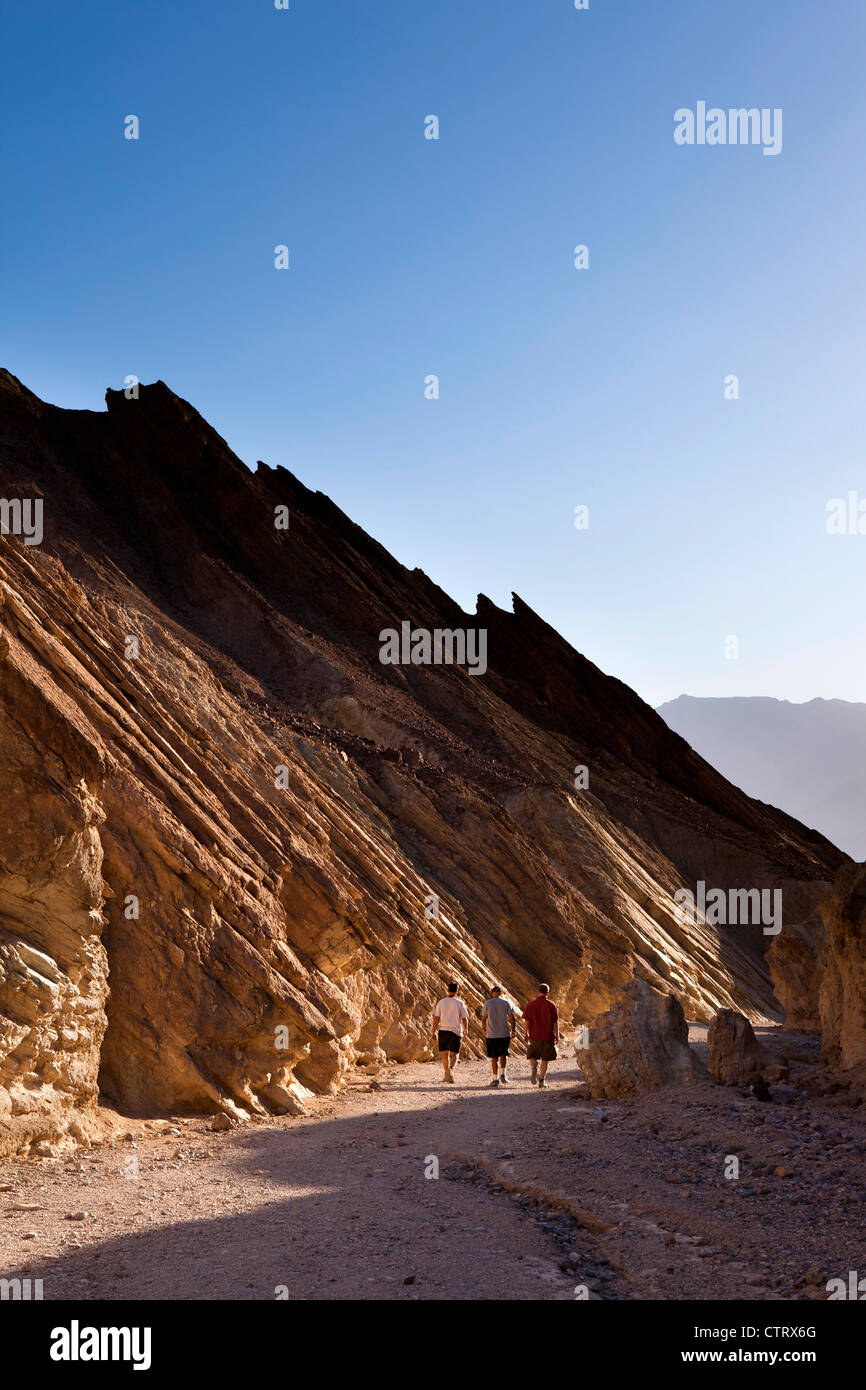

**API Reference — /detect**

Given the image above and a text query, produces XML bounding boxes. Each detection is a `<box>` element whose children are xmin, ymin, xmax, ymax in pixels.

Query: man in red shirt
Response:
<box><xmin>523</xmin><ymin>983</ymin><xmax>559</xmax><ymax>1088</ymax></box>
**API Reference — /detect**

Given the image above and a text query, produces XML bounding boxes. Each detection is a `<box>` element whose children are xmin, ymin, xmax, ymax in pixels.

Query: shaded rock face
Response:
<box><xmin>767</xmin><ymin>924</ymin><xmax>823</xmax><ymax>1032</ymax></box>
<box><xmin>0</xmin><ymin>370</ymin><xmax>845</xmax><ymax>1151</ymax></box>
<box><xmin>707</xmin><ymin>1009</ymin><xmax>766</xmax><ymax>1085</ymax></box>
<box><xmin>818</xmin><ymin>861</ymin><xmax>866</xmax><ymax>1069</ymax></box>
<box><xmin>574</xmin><ymin>978</ymin><xmax>709</xmax><ymax>1098</ymax></box>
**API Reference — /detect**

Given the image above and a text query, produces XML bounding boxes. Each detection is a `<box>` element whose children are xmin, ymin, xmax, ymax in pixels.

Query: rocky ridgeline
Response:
<box><xmin>0</xmin><ymin>370</ymin><xmax>850</xmax><ymax>1154</ymax></box>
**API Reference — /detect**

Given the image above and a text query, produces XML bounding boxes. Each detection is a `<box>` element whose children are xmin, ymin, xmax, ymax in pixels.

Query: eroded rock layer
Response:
<box><xmin>0</xmin><ymin>370</ymin><xmax>845</xmax><ymax>1151</ymax></box>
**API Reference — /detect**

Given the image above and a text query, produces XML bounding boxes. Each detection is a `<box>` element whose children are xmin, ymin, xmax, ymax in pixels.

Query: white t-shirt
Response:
<box><xmin>435</xmin><ymin>996</ymin><xmax>469</xmax><ymax>1035</ymax></box>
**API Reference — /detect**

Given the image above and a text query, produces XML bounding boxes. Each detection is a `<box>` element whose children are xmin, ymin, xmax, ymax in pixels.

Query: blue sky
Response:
<box><xmin>3</xmin><ymin>0</ymin><xmax>865</xmax><ymax>707</ymax></box>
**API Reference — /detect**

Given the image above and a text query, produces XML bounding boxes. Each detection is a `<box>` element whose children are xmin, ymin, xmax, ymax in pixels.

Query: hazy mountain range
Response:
<box><xmin>658</xmin><ymin>696</ymin><xmax>865</xmax><ymax>861</ymax></box>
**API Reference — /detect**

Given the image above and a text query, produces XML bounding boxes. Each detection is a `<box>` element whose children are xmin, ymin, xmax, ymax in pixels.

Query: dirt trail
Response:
<box><xmin>1</xmin><ymin>1030</ymin><xmax>864</xmax><ymax>1301</ymax></box>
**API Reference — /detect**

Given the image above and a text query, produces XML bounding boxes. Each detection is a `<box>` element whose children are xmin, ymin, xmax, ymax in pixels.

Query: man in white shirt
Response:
<box><xmin>431</xmin><ymin>981</ymin><xmax>470</xmax><ymax>1084</ymax></box>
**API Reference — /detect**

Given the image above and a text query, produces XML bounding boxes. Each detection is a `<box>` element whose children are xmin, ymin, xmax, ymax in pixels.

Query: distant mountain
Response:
<box><xmin>658</xmin><ymin>696</ymin><xmax>865</xmax><ymax>861</ymax></box>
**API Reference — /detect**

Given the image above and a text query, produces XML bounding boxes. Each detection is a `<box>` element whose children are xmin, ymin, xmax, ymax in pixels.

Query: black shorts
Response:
<box><xmin>438</xmin><ymin>1030</ymin><xmax>462</xmax><ymax>1054</ymax></box>
<box><xmin>527</xmin><ymin>1040</ymin><xmax>558</xmax><ymax>1062</ymax></box>
<box><xmin>485</xmin><ymin>1036</ymin><xmax>510</xmax><ymax>1058</ymax></box>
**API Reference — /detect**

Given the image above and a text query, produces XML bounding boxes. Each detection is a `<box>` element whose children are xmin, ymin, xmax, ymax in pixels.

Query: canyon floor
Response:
<box><xmin>1</xmin><ymin>1027</ymin><xmax>863</xmax><ymax>1302</ymax></box>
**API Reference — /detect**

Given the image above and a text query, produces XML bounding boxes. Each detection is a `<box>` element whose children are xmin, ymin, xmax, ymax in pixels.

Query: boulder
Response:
<box><xmin>574</xmin><ymin>977</ymin><xmax>709</xmax><ymax>1099</ymax></box>
<box><xmin>707</xmin><ymin>1008</ymin><xmax>766</xmax><ymax>1085</ymax></box>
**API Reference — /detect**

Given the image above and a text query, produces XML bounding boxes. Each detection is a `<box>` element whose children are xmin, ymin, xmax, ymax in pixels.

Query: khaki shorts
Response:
<box><xmin>527</xmin><ymin>1040</ymin><xmax>557</xmax><ymax>1062</ymax></box>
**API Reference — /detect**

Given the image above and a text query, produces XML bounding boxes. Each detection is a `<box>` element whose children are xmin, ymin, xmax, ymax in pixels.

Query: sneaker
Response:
<box><xmin>446</xmin><ymin>1069</ymin><xmax>455</xmax><ymax>1084</ymax></box>
<box><xmin>538</xmin><ymin>1078</ymin><xmax>546</xmax><ymax>1089</ymax></box>
<box><xmin>488</xmin><ymin>1077</ymin><xmax>499</xmax><ymax>1087</ymax></box>
<box><xmin>499</xmin><ymin>1073</ymin><xmax>509</xmax><ymax>1085</ymax></box>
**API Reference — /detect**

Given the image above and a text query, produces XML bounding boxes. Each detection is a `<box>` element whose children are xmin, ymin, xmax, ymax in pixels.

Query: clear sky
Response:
<box><xmin>3</xmin><ymin>0</ymin><xmax>865</xmax><ymax>708</ymax></box>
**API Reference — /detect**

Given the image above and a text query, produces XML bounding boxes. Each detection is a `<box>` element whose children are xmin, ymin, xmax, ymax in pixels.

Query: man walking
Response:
<box><xmin>523</xmin><ymin>982</ymin><xmax>559</xmax><ymax>1088</ymax></box>
<box><xmin>480</xmin><ymin>985</ymin><xmax>518</xmax><ymax>1086</ymax></box>
<box><xmin>432</xmin><ymin>981</ymin><xmax>469</xmax><ymax>1084</ymax></box>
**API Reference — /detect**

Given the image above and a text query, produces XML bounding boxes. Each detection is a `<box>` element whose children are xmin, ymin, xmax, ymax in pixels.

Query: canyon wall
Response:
<box><xmin>0</xmin><ymin>371</ymin><xmax>845</xmax><ymax>1152</ymax></box>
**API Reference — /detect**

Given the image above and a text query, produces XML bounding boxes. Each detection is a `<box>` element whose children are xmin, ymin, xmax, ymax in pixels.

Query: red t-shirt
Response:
<box><xmin>523</xmin><ymin>996</ymin><xmax>558</xmax><ymax>1042</ymax></box>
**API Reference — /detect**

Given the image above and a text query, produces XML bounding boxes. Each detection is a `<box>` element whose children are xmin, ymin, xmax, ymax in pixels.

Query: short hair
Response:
<box><xmin>538</xmin><ymin>982</ymin><xmax>550</xmax><ymax>995</ymax></box>
<box><xmin>447</xmin><ymin>981</ymin><xmax>458</xmax><ymax>993</ymax></box>
<box><xmin>491</xmin><ymin>985</ymin><xmax>502</xmax><ymax>994</ymax></box>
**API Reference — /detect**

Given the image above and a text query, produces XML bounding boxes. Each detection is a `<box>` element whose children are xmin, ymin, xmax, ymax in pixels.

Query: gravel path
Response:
<box><xmin>1</xmin><ymin>1029</ymin><xmax>863</xmax><ymax>1301</ymax></box>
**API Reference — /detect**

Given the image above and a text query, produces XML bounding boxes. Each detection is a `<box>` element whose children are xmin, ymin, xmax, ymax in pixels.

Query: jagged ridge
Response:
<box><xmin>0</xmin><ymin>371</ymin><xmax>845</xmax><ymax>1152</ymax></box>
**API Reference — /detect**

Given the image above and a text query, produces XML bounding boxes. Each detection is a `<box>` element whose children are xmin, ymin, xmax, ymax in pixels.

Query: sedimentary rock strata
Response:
<box><xmin>0</xmin><ymin>370</ymin><xmax>845</xmax><ymax>1152</ymax></box>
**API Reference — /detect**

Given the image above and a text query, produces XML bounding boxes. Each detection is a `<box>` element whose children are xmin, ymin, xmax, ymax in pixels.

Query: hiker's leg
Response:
<box><xmin>538</xmin><ymin>1059</ymin><xmax>548</xmax><ymax>1081</ymax></box>
<box><xmin>490</xmin><ymin>1056</ymin><xmax>499</xmax><ymax>1076</ymax></box>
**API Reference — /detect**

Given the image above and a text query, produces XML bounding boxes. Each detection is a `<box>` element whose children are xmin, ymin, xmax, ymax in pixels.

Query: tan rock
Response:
<box><xmin>574</xmin><ymin>978</ymin><xmax>709</xmax><ymax>1098</ymax></box>
<box><xmin>0</xmin><ymin>628</ymin><xmax>110</xmax><ymax>1158</ymax></box>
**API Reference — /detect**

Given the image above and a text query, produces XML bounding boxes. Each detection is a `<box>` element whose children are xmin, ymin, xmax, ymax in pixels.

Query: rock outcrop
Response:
<box><xmin>574</xmin><ymin>978</ymin><xmax>709</xmax><ymax>1098</ymax></box>
<box><xmin>817</xmin><ymin>861</ymin><xmax>866</xmax><ymax>1069</ymax></box>
<box><xmin>767</xmin><ymin>924</ymin><xmax>824</xmax><ymax>1033</ymax></box>
<box><xmin>0</xmin><ymin>370</ymin><xmax>845</xmax><ymax>1152</ymax></box>
<box><xmin>707</xmin><ymin>1008</ymin><xmax>766</xmax><ymax>1085</ymax></box>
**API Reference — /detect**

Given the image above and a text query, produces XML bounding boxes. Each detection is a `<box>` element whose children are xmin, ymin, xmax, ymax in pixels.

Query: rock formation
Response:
<box><xmin>0</xmin><ymin>371</ymin><xmax>845</xmax><ymax>1153</ymax></box>
<box><xmin>767</xmin><ymin>923</ymin><xmax>823</xmax><ymax>1032</ymax></box>
<box><xmin>707</xmin><ymin>1008</ymin><xmax>766</xmax><ymax>1085</ymax></box>
<box><xmin>817</xmin><ymin>861</ymin><xmax>866</xmax><ymax>1069</ymax></box>
<box><xmin>574</xmin><ymin>978</ymin><xmax>709</xmax><ymax>1098</ymax></box>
